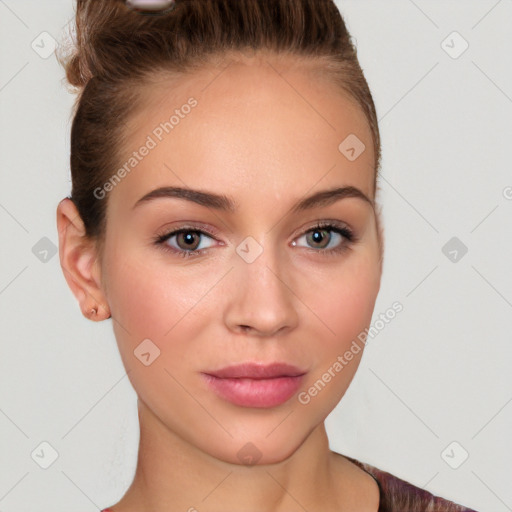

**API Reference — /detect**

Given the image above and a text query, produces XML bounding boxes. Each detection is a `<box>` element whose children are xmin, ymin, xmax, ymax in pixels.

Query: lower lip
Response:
<box><xmin>201</xmin><ymin>374</ymin><xmax>305</xmax><ymax>408</ymax></box>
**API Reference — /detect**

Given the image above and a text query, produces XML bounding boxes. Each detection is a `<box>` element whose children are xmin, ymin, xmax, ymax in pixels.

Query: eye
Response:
<box><xmin>154</xmin><ymin>225</ymin><xmax>218</xmax><ymax>259</ymax></box>
<box><xmin>153</xmin><ymin>221</ymin><xmax>357</xmax><ymax>260</ymax></box>
<box><xmin>292</xmin><ymin>222</ymin><xmax>355</xmax><ymax>255</ymax></box>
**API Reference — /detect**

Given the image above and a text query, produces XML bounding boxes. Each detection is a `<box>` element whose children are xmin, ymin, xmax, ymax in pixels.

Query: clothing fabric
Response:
<box><xmin>345</xmin><ymin>455</ymin><xmax>478</xmax><ymax>512</ymax></box>
<box><xmin>101</xmin><ymin>455</ymin><xmax>478</xmax><ymax>512</ymax></box>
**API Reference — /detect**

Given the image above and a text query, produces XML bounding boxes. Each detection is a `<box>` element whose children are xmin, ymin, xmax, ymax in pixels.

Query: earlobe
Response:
<box><xmin>56</xmin><ymin>198</ymin><xmax>110</xmax><ymax>321</ymax></box>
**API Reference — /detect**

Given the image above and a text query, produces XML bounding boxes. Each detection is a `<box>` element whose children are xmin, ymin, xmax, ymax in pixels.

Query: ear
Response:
<box><xmin>56</xmin><ymin>198</ymin><xmax>110</xmax><ymax>321</ymax></box>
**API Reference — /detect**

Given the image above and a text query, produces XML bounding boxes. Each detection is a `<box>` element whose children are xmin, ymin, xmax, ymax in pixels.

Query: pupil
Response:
<box><xmin>183</xmin><ymin>232</ymin><xmax>197</xmax><ymax>247</ymax></box>
<box><xmin>311</xmin><ymin>229</ymin><xmax>328</xmax><ymax>247</ymax></box>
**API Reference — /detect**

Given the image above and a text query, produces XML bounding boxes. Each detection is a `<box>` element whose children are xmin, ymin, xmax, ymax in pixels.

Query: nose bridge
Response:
<box><xmin>236</xmin><ymin>236</ymin><xmax>289</xmax><ymax>300</ymax></box>
<box><xmin>223</xmin><ymin>233</ymin><xmax>299</xmax><ymax>335</ymax></box>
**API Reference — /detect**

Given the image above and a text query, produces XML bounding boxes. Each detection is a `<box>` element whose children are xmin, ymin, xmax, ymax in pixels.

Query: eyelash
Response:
<box><xmin>153</xmin><ymin>221</ymin><xmax>357</xmax><ymax>260</ymax></box>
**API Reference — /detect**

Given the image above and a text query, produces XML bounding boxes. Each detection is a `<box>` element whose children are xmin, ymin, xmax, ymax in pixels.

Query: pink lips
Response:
<box><xmin>201</xmin><ymin>363</ymin><xmax>306</xmax><ymax>408</ymax></box>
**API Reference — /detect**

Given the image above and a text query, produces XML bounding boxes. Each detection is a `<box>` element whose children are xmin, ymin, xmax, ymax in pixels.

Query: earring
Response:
<box><xmin>87</xmin><ymin>305</ymin><xmax>112</xmax><ymax>320</ymax></box>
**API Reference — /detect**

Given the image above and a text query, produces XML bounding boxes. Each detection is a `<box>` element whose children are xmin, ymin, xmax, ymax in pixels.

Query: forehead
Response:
<box><xmin>113</xmin><ymin>54</ymin><xmax>375</xmax><ymax>213</ymax></box>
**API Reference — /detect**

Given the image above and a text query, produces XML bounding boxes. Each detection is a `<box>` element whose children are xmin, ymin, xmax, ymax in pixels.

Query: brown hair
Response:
<box><xmin>57</xmin><ymin>0</ymin><xmax>381</xmax><ymax>255</ymax></box>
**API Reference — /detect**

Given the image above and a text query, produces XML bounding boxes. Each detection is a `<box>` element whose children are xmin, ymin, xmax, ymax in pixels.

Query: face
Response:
<box><xmin>87</xmin><ymin>54</ymin><xmax>382</xmax><ymax>465</ymax></box>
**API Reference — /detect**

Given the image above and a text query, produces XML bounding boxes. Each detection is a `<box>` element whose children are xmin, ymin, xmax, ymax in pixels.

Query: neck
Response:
<box><xmin>114</xmin><ymin>399</ymin><xmax>358</xmax><ymax>512</ymax></box>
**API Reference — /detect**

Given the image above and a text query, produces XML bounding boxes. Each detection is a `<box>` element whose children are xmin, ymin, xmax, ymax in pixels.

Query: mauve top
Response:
<box><xmin>101</xmin><ymin>455</ymin><xmax>478</xmax><ymax>512</ymax></box>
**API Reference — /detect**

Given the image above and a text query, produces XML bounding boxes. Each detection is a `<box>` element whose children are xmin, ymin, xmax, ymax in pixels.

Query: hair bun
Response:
<box><xmin>57</xmin><ymin>0</ymin><xmax>174</xmax><ymax>91</ymax></box>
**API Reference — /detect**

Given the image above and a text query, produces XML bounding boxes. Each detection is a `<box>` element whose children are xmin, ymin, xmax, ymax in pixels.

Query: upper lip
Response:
<box><xmin>204</xmin><ymin>362</ymin><xmax>306</xmax><ymax>379</ymax></box>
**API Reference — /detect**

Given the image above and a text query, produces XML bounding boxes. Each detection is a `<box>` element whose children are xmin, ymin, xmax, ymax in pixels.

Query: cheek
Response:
<box><xmin>295</xmin><ymin>260</ymin><xmax>380</xmax><ymax>410</ymax></box>
<box><xmin>105</xmin><ymin>241</ymin><xmax>212</xmax><ymax>332</ymax></box>
<box><xmin>104</xmin><ymin>254</ymin><xmax>214</xmax><ymax>407</ymax></box>
<box><xmin>108</xmin><ymin>263</ymin><xmax>173</xmax><ymax>339</ymax></box>
<box><xmin>308</xmin><ymin>257</ymin><xmax>380</xmax><ymax>352</ymax></box>
<box><xmin>103</xmin><ymin>246</ymin><xmax>216</xmax><ymax>371</ymax></box>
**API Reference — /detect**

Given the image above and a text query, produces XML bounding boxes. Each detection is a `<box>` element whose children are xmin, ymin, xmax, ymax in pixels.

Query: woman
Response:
<box><xmin>56</xmin><ymin>0</ymin><xmax>478</xmax><ymax>510</ymax></box>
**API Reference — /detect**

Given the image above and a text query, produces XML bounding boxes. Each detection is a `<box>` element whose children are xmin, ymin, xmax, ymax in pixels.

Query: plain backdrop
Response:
<box><xmin>1</xmin><ymin>1</ymin><xmax>511</xmax><ymax>511</ymax></box>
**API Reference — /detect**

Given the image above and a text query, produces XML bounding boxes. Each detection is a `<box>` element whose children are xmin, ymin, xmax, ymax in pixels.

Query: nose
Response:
<box><xmin>223</xmin><ymin>242</ymin><xmax>299</xmax><ymax>338</ymax></box>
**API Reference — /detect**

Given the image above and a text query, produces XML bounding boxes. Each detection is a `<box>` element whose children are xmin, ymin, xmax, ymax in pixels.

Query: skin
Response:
<box><xmin>57</xmin><ymin>52</ymin><xmax>384</xmax><ymax>512</ymax></box>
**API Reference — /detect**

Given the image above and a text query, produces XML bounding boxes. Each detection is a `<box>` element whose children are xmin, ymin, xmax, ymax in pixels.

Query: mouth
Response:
<box><xmin>201</xmin><ymin>362</ymin><xmax>307</xmax><ymax>408</ymax></box>
<box><xmin>205</xmin><ymin>362</ymin><xmax>306</xmax><ymax>379</ymax></box>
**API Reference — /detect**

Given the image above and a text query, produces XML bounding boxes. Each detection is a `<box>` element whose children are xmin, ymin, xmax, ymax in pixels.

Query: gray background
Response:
<box><xmin>1</xmin><ymin>1</ymin><xmax>511</xmax><ymax>511</ymax></box>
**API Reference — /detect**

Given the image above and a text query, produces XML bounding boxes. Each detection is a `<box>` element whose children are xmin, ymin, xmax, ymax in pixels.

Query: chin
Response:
<box><xmin>200</xmin><ymin>421</ymin><xmax>317</xmax><ymax>468</ymax></box>
<box><xmin>205</xmin><ymin>439</ymin><xmax>302</xmax><ymax>467</ymax></box>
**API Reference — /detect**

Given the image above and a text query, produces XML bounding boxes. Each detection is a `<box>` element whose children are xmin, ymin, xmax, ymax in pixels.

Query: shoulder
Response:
<box><xmin>343</xmin><ymin>455</ymin><xmax>479</xmax><ymax>512</ymax></box>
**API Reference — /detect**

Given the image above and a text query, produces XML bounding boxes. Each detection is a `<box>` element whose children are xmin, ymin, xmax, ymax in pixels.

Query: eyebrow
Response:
<box><xmin>131</xmin><ymin>185</ymin><xmax>373</xmax><ymax>213</ymax></box>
